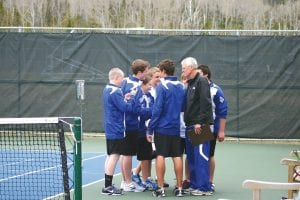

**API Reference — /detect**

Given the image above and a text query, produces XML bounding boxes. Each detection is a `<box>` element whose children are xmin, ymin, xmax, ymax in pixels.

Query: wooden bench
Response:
<box><xmin>281</xmin><ymin>157</ymin><xmax>300</xmax><ymax>198</ymax></box>
<box><xmin>242</xmin><ymin>179</ymin><xmax>300</xmax><ymax>200</ymax></box>
<box><xmin>242</xmin><ymin>156</ymin><xmax>300</xmax><ymax>200</ymax></box>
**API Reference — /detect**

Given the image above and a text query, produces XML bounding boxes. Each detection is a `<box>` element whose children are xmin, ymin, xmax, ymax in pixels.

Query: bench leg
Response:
<box><xmin>253</xmin><ymin>189</ymin><xmax>260</xmax><ymax>200</ymax></box>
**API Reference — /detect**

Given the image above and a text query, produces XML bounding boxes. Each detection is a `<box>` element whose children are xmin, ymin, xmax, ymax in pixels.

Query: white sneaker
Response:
<box><xmin>120</xmin><ymin>181</ymin><xmax>125</xmax><ymax>190</ymax></box>
<box><xmin>123</xmin><ymin>182</ymin><xmax>145</xmax><ymax>192</ymax></box>
<box><xmin>133</xmin><ymin>181</ymin><xmax>146</xmax><ymax>192</ymax></box>
<box><xmin>190</xmin><ymin>189</ymin><xmax>213</xmax><ymax>196</ymax></box>
<box><xmin>123</xmin><ymin>182</ymin><xmax>135</xmax><ymax>192</ymax></box>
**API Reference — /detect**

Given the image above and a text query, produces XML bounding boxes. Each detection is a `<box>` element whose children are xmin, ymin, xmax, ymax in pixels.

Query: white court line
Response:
<box><xmin>81</xmin><ymin>153</ymin><xmax>109</xmax><ymax>188</ymax></box>
<box><xmin>0</xmin><ymin>153</ymin><xmax>106</xmax><ymax>182</ymax></box>
<box><xmin>82</xmin><ymin>157</ymin><xmax>165</xmax><ymax>188</ymax></box>
<box><xmin>0</xmin><ymin>165</ymin><xmax>60</xmax><ymax>182</ymax></box>
<box><xmin>82</xmin><ymin>172</ymin><xmax>121</xmax><ymax>188</ymax></box>
<box><xmin>42</xmin><ymin>153</ymin><xmax>157</xmax><ymax>198</ymax></box>
<box><xmin>42</xmin><ymin>153</ymin><xmax>107</xmax><ymax>199</ymax></box>
<box><xmin>82</xmin><ymin>154</ymin><xmax>106</xmax><ymax>161</ymax></box>
<box><xmin>0</xmin><ymin>158</ymin><xmax>35</xmax><ymax>167</ymax></box>
<box><xmin>0</xmin><ymin>150</ymin><xmax>60</xmax><ymax>168</ymax></box>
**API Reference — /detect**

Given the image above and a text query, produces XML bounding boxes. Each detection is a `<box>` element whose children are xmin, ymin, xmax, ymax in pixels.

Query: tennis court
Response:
<box><xmin>0</xmin><ymin>149</ymin><xmax>138</xmax><ymax>200</ymax></box>
<box><xmin>0</xmin><ymin>150</ymin><xmax>70</xmax><ymax>199</ymax></box>
<box><xmin>0</xmin><ymin>117</ymin><xmax>82</xmax><ymax>200</ymax></box>
<box><xmin>1</xmin><ymin>118</ymin><xmax>299</xmax><ymax>200</ymax></box>
<box><xmin>81</xmin><ymin>136</ymin><xmax>300</xmax><ymax>200</ymax></box>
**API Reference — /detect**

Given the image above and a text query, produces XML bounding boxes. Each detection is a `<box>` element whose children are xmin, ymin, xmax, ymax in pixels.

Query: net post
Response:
<box><xmin>74</xmin><ymin>117</ymin><xmax>82</xmax><ymax>200</ymax></box>
<box><xmin>58</xmin><ymin>121</ymin><xmax>71</xmax><ymax>200</ymax></box>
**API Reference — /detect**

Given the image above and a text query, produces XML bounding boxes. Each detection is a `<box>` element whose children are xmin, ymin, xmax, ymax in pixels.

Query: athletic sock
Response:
<box><xmin>105</xmin><ymin>174</ymin><xmax>113</xmax><ymax>188</ymax></box>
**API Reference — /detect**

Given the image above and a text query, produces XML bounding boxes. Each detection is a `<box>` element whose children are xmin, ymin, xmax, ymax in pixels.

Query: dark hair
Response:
<box><xmin>131</xmin><ymin>59</ymin><xmax>150</xmax><ymax>75</ymax></box>
<box><xmin>197</xmin><ymin>64</ymin><xmax>211</xmax><ymax>80</ymax></box>
<box><xmin>142</xmin><ymin>74</ymin><xmax>152</xmax><ymax>85</ymax></box>
<box><xmin>157</xmin><ymin>59</ymin><xmax>175</xmax><ymax>76</ymax></box>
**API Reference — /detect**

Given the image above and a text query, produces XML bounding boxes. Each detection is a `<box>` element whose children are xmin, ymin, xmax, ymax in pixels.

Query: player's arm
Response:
<box><xmin>131</xmin><ymin>88</ymin><xmax>152</xmax><ymax>117</ymax></box>
<box><xmin>147</xmin><ymin>85</ymin><xmax>164</xmax><ymax>140</ymax></box>
<box><xmin>215</xmin><ymin>88</ymin><xmax>228</xmax><ymax>142</ymax></box>
<box><xmin>111</xmin><ymin>89</ymin><xmax>134</xmax><ymax>113</ymax></box>
<box><xmin>218</xmin><ymin>118</ymin><xmax>226</xmax><ymax>142</ymax></box>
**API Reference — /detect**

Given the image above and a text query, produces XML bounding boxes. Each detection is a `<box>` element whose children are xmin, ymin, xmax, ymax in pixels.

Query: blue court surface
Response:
<box><xmin>80</xmin><ymin>152</ymin><xmax>139</xmax><ymax>185</ymax></box>
<box><xmin>4</xmin><ymin>141</ymin><xmax>298</xmax><ymax>200</ymax></box>
<box><xmin>0</xmin><ymin>151</ymin><xmax>139</xmax><ymax>199</ymax></box>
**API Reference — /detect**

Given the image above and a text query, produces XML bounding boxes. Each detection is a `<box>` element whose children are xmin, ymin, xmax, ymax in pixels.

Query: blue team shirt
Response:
<box><xmin>103</xmin><ymin>83</ymin><xmax>134</xmax><ymax>139</ymax></box>
<box><xmin>134</xmin><ymin>86</ymin><xmax>154</xmax><ymax>137</ymax></box>
<box><xmin>121</xmin><ymin>75</ymin><xmax>141</xmax><ymax>131</ymax></box>
<box><xmin>148</xmin><ymin>76</ymin><xmax>185</xmax><ymax>136</ymax></box>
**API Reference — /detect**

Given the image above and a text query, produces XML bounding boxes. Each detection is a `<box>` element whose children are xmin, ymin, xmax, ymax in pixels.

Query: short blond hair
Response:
<box><xmin>109</xmin><ymin>67</ymin><xmax>124</xmax><ymax>81</ymax></box>
<box><xmin>147</xmin><ymin>67</ymin><xmax>160</xmax><ymax>77</ymax></box>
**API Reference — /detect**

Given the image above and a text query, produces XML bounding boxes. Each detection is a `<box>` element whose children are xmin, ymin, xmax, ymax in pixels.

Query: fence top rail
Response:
<box><xmin>0</xmin><ymin>27</ymin><xmax>299</xmax><ymax>36</ymax></box>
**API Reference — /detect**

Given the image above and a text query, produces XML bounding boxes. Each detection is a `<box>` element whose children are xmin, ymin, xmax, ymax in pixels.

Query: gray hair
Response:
<box><xmin>181</xmin><ymin>57</ymin><xmax>198</xmax><ymax>69</ymax></box>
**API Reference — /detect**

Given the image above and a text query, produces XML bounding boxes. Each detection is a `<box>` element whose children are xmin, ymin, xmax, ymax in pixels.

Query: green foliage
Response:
<box><xmin>271</xmin><ymin>21</ymin><xmax>280</xmax><ymax>29</ymax></box>
<box><xmin>87</xmin><ymin>9</ymin><xmax>100</xmax><ymax>28</ymax></box>
<box><xmin>218</xmin><ymin>17</ymin><xmax>226</xmax><ymax>29</ymax></box>
<box><xmin>0</xmin><ymin>0</ymin><xmax>6</xmax><ymax>26</ymax></box>
<box><xmin>140</xmin><ymin>9</ymin><xmax>145</xmax><ymax>27</ymax></box>
<box><xmin>232</xmin><ymin>17</ymin><xmax>244</xmax><ymax>29</ymax></box>
<box><xmin>44</xmin><ymin>0</ymin><xmax>52</xmax><ymax>26</ymax></box>
<box><xmin>119</xmin><ymin>0</ymin><xmax>126</xmax><ymax>27</ymax></box>
<box><xmin>203</xmin><ymin>18</ymin><xmax>212</xmax><ymax>29</ymax></box>
<box><xmin>285</xmin><ymin>21</ymin><xmax>294</xmax><ymax>30</ymax></box>
<box><xmin>12</xmin><ymin>6</ymin><xmax>22</xmax><ymax>26</ymax></box>
<box><xmin>62</xmin><ymin>12</ymin><xmax>74</xmax><ymax>27</ymax></box>
<box><xmin>87</xmin><ymin>17</ymin><xmax>100</xmax><ymax>28</ymax></box>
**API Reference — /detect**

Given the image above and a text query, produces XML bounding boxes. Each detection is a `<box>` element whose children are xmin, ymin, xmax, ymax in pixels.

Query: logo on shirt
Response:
<box><xmin>219</xmin><ymin>96</ymin><xmax>225</xmax><ymax>103</ymax></box>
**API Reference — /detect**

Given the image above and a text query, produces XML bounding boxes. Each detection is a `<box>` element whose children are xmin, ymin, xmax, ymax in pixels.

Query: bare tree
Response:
<box><xmin>1</xmin><ymin>0</ymin><xmax>300</xmax><ymax>30</ymax></box>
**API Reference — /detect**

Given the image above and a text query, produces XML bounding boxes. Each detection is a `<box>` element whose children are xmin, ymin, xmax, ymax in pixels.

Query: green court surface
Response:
<box><xmin>81</xmin><ymin>137</ymin><xmax>300</xmax><ymax>200</ymax></box>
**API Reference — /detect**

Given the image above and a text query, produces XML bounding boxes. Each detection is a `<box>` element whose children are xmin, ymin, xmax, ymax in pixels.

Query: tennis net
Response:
<box><xmin>0</xmin><ymin>117</ymin><xmax>82</xmax><ymax>200</ymax></box>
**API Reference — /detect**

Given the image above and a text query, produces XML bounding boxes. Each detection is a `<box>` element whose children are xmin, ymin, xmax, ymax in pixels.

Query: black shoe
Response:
<box><xmin>173</xmin><ymin>188</ymin><xmax>184</xmax><ymax>197</ymax></box>
<box><xmin>163</xmin><ymin>182</ymin><xmax>169</xmax><ymax>188</ymax></box>
<box><xmin>102</xmin><ymin>185</ymin><xmax>124</xmax><ymax>195</ymax></box>
<box><xmin>152</xmin><ymin>188</ymin><xmax>166</xmax><ymax>197</ymax></box>
<box><xmin>155</xmin><ymin>179</ymin><xmax>169</xmax><ymax>188</ymax></box>
<box><xmin>182</xmin><ymin>180</ymin><xmax>190</xmax><ymax>190</ymax></box>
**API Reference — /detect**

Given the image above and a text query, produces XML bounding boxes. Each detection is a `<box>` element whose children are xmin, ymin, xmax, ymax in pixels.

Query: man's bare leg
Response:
<box><xmin>156</xmin><ymin>155</ymin><xmax>165</xmax><ymax>188</ymax></box>
<box><xmin>172</xmin><ymin>156</ymin><xmax>183</xmax><ymax>188</ymax></box>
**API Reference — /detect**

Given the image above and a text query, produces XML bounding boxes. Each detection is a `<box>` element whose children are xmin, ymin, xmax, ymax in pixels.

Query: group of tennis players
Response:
<box><xmin>102</xmin><ymin>57</ymin><xmax>227</xmax><ymax>197</ymax></box>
